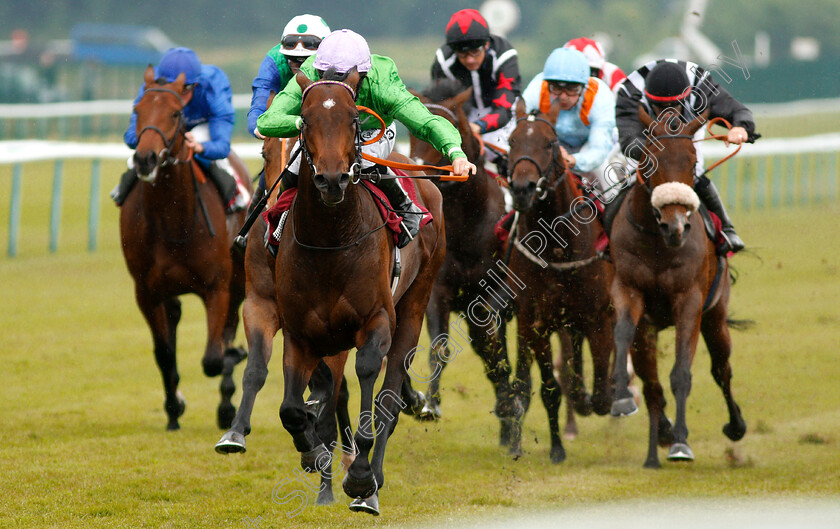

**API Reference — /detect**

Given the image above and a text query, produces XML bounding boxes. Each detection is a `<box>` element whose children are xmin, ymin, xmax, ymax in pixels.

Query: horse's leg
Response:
<box><xmin>422</xmin><ymin>286</ymin><xmax>453</xmax><ymax>419</ymax></box>
<box><xmin>610</xmin><ymin>282</ymin><xmax>645</xmax><ymax>416</ymax></box>
<box><xmin>313</xmin><ymin>355</ymin><xmax>346</xmax><ymax>506</ymax></box>
<box><xmin>200</xmin><ymin>288</ymin><xmax>231</xmax><ymax>378</ymax></box>
<box><xmin>343</xmin><ymin>311</ymin><xmax>392</xmax><ymax>501</ymax></box>
<box><xmin>584</xmin><ymin>319</ymin><xmax>615</xmax><ymax>417</ymax></box>
<box><xmin>276</xmin><ymin>334</ymin><xmax>328</xmax><ymax>474</ymax></box>
<box><xmin>508</xmin><ymin>306</ymin><xmax>535</xmax><ymax>457</ymax></box>
<box><xmin>468</xmin><ymin>318</ymin><xmax>516</xmax><ymax>435</ymax></box>
<box><xmin>556</xmin><ymin>331</ymin><xmax>578</xmax><ymax>440</ymax></box>
<box><xmin>136</xmin><ymin>291</ymin><xmax>183</xmax><ymax>430</ymax></box>
<box><xmin>336</xmin><ymin>377</ymin><xmax>356</xmax><ymax>469</ymax></box>
<box><xmin>629</xmin><ymin>322</ymin><xmax>671</xmax><ymax>468</ymax></box>
<box><xmin>667</xmin><ymin>291</ymin><xmax>704</xmax><ymax>462</ymax></box>
<box><xmin>216</xmin><ymin>268</ymin><xmax>278</xmax><ymax>453</ymax></box>
<box><xmin>701</xmin><ymin>286</ymin><xmax>746</xmax><ymax>442</ymax></box>
<box><xmin>533</xmin><ymin>328</ymin><xmax>564</xmax><ymax>463</ymax></box>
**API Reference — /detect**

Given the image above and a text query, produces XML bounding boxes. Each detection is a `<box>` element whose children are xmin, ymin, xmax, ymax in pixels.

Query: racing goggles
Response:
<box><xmin>281</xmin><ymin>34</ymin><xmax>321</xmax><ymax>52</ymax></box>
<box><xmin>547</xmin><ymin>81</ymin><xmax>584</xmax><ymax>96</ymax></box>
<box><xmin>452</xmin><ymin>39</ymin><xmax>487</xmax><ymax>55</ymax></box>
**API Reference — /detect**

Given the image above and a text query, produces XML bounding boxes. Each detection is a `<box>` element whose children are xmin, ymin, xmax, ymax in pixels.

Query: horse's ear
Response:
<box><xmin>638</xmin><ymin>104</ymin><xmax>654</xmax><ymax>129</ymax></box>
<box><xmin>296</xmin><ymin>71</ymin><xmax>312</xmax><ymax>92</ymax></box>
<box><xmin>267</xmin><ymin>90</ymin><xmax>276</xmax><ymax>109</ymax></box>
<box><xmin>143</xmin><ymin>64</ymin><xmax>155</xmax><ymax>88</ymax></box>
<box><xmin>515</xmin><ymin>98</ymin><xmax>527</xmax><ymax>120</ymax></box>
<box><xmin>685</xmin><ymin>107</ymin><xmax>711</xmax><ymax>136</ymax></box>
<box><xmin>344</xmin><ymin>69</ymin><xmax>361</xmax><ymax>92</ymax></box>
<box><xmin>547</xmin><ymin>95</ymin><xmax>562</xmax><ymax>124</ymax></box>
<box><xmin>172</xmin><ymin>72</ymin><xmax>186</xmax><ymax>90</ymax></box>
<box><xmin>452</xmin><ymin>86</ymin><xmax>473</xmax><ymax>108</ymax></box>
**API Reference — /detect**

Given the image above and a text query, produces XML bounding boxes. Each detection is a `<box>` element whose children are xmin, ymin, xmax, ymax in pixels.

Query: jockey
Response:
<box><xmin>563</xmin><ymin>37</ymin><xmax>627</xmax><ymax>94</ymax></box>
<box><xmin>257</xmin><ymin>29</ymin><xmax>476</xmax><ymax>249</ymax></box>
<box><xmin>113</xmin><ymin>47</ymin><xmax>250</xmax><ymax>212</ymax></box>
<box><xmin>431</xmin><ymin>8</ymin><xmax>522</xmax><ymax>165</ymax></box>
<box><xmin>616</xmin><ymin>59</ymin><xmax>760</xmax><ymax>253</ymax></box>
<box><xmin>521</xmin><ymin>48</ymin><xmax>616</xmax><ymax>191</ymax></box>
<box><xmin>247</xmin><ymin>14</ymin><xmax>331</xmax><ymax>139</ymax></box>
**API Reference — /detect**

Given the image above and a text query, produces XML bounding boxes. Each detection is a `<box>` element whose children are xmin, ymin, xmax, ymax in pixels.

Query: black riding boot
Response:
<box><xmin>377</xmin><ymin>177</ymin><xmax>424</xmax><ymax>249</ymax></box>
<box><xmin>694</xmin><ymin>175</ymin><xmax>744</xmax><ymax>253</ymax></box>
<box><xmin>110</xmin><ymin>167</ymin><xmax>138</xmax><ymax>206</ymax></box>
<box><xmin>205</xmin><ymin>163</ymin><xmax>238</xmax><ymax>210</ymax></box>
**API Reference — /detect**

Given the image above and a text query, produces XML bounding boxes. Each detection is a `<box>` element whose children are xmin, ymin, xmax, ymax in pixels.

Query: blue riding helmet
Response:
<box><xmin>542</xmin><ymin>48</ymin><xmax>590</xmax><ymax>85</ymax></box>
<box><xmin>157</xmin><ymin>47</ymin><xmax>202</xmax><ymax>84</ymax></box>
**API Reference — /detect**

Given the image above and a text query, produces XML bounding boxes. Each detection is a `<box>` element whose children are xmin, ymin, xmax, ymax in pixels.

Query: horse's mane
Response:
<box><xmin>421</xmin><ymin>79</ymin><xmax>468</xmax><ymax>102</ymax></box>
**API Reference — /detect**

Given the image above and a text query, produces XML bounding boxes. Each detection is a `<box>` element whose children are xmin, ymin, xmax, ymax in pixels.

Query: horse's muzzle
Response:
<box><xmin>511</xmin><ymin>180</ymin><xmax>537</xmax><ymax>211</ymax></box>
<box><xmin>134</xmin><ymin>151</ymin><xmax>159</xmax><ymax>182</ymax></box>
<box><xmin>656</xmin><ymin>207</ymin><xmax>692</xmax><ymax>248</ymax></box>
<box><xmin>313</xmin><ymin>171</ymin><xmax>351</xmax><ymax>206</ymax></box>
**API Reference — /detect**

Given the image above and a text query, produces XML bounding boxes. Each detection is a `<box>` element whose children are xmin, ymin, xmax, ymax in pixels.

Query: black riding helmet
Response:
<box><xmin>645</xmin><ymin>61</ymin><xmax>691</xmax><ymax>104</ymax></box>
<box><xmin>445</xmin><ymin>9</ymin><xmax>490</xmax><ymax>50</ymax></box>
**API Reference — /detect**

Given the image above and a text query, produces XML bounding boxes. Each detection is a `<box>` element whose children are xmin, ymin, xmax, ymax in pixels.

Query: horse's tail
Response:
<box><xmin>726</xmin><ymin>316</ymin><xmax>755</xmax><ymax>331</ymax></box>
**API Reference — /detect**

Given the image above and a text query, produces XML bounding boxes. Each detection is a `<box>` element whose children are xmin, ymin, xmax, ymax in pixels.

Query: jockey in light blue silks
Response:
<box><xmin>521</xmin><ymin>47</ymin><xmax>617</xmax><ymax>195</ymax></box>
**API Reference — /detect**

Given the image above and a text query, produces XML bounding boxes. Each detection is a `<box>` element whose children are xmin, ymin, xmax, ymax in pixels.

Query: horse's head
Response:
<box><xmin>638</xmin><ymin>104</ymin><xmax>708</xmax><ymax>247</ymax></box>
<box><xmin>507</xmin><ymin>98</ymin><xmax>564</xmax><ymax>211</ymax></box>
<box><xmin>409</xmin><ymin>81</ymin><xmax>478</xmax><ymax>180</ymax></box>
<box><xmin>132</xmin><ymin>65</ymin><xmax>194</xmax><ymax>182</ymax></box>
<box><xmin>297</xmin><ymin>69</ymin><xmax>362</xmax><ymax>206</ymax></box>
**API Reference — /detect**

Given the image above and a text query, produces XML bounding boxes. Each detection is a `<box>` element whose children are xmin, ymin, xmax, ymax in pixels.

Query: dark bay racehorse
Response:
<box><xmin>120</xmin><ymin>66</ymin><xmax>250</xmax><ymax>430</ymax></box>
<box><xmin>215</xmin><ymin>123</ymin><xmax>355</xmax><ymax>506</ymax></box>
<box><xmin>222</xmin><ymin>70</ymin><xmax>445</xmax><ymax>515</ymax></box>
<box><xmin>506</xmin><ymin>99</ymin><xmax>615</xmax><ymax>461</ymax></box>
<box><xmin>408</xmin><ymin>81</ymin><xmax>519</xmax><ymax>439</ymax></box>
<box><xmin>609</xmin><ymin>106</ymin><xmax>746</xmax><ymax>468</ymax></box>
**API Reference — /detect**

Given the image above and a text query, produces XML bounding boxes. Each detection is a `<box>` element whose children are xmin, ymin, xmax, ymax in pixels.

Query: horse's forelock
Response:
<box><xmin>320</xmin><ymin>67</ymin><xmax>356</xmax><ymax>82</ymax></box>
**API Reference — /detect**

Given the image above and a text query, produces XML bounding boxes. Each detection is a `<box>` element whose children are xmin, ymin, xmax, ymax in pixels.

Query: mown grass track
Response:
<box><xmin>1</xmin><ymin>162</ymin><xmax>838</xmax><ymax>528</ymax></box>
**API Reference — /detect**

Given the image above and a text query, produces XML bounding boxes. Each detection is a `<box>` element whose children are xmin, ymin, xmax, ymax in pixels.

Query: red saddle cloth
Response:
<box><xmin>262</xmin><ymin>169</ymin><xmax>432</xmax><ymax>247</ymax></box>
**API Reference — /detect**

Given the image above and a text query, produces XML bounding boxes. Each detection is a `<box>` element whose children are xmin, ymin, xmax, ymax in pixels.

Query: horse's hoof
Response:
<box><xmin>417</xmin><ymin>400</ymin><xmax>441</xmax><ymax>421</ymax></box>
<box><xmin>343</xmin><ymin>472</ymin><xmax>378</xmax><ymax>500</ymax></box>
<box><xmin>667</xmin><ymin>442</ymin><xmax>695</xmax><ymax>461</ymax></box>
<box><xmin>176</xmin><ymin>391</ymin><xmax>186</xmax><ymax>417</ymax></box>
<box><xmin>202</xmin><ymin>355</ymin><xmax>224</xmax><ymax>377</ymax></box>
<box><xmin>611</xmin><ymin>397</ymin><xmax>638</xmax><ymax>417</ymax></box>
<box><xmin>215</xmin><ymin>430</ymin><xmax>246</xmax><ymax>454</ymax></box>
<box><xmin>643</xmin><ymin>457</ymin><xmax>661</xmax><ymax>469</ymax></box>
<box><xmin>402</xmin><ymin>390</ymin><xmax>426</xmax><ymax>417</ymax></box>
<box><xmin>563</xmin><ymin>424</ymin><xmax>578</xmax><ymax>441</ymax></box>
<box><xmin>217</xmin><ymin>402</ymin><xmax>236</xmax><ymax>430</ymax></box>
<box><xmin>301</xmin><ymin>443</ymin><xmax>330</xmax><ymax>473</ymax></box>
<box><xmin>550</xmin><ymin>444</ymin><xmax>566</xmax><ymax>464</ymax></box>
<box><xmin>723</xmin><ymin>420</ymin><xmax>746</xmax><ymax>441</ymax></box>
<box><xmin>499</xmin><ymin>418</ymin><xmax>515</xmax><ymax>447</ymax></box>
<box><xmin>166</xmin><ymin>421</ymin><xmax>180</xmax><ymax>431</ymax></box>
<box><xmin>349</xmin><ymin>493</ymin><xmax>380</xmax><ymax>516</ymax></box>
<box><xmin>225</xmin><ymin>346</ymin><xmax>248</xmax><ymax>365</ymax></box>
<box><xmin>573</xmin><ymin>394</ymin><xmax>593</xmax><ymax>416</ymax></box>
<box><xmin>316</xmin><ymin>487</ymin><xmax>335</xmax><ymax>506</ymax></box>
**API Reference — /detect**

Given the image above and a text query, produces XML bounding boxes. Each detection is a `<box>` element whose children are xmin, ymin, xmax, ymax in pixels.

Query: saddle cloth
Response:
<box><xmin>262</xmin><ymin>169</ymin><xmax>432</xmax><ymax>247</ymax></box>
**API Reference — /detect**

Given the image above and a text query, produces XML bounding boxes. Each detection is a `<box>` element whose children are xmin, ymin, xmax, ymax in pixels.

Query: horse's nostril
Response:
<box><xmin>313</xmin><ymin>174</ymin><xmax>327</xmax><ymax>189</ymax></box>
<box><xmin>659</xmin><ymin>223</ymin><xmax>669</xmax><ymax>232</ymax></box>
<box><xmin>684</xmin><ymin>222</ymin><xmax>692</xmax><ymax>231</ymax></box>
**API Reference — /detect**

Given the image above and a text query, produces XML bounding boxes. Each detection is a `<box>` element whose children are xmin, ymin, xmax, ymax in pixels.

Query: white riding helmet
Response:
<box><xmin>280</xmin><ymin>14</ymin><xmax>331</xmax><ymax>57</ymax></box>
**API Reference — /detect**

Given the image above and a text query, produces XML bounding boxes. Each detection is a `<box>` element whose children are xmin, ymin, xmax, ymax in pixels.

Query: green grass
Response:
<box><xmin>1</xmin><ymin>161</ymin><xmax>839</xmax><ymax>528</ymax></box>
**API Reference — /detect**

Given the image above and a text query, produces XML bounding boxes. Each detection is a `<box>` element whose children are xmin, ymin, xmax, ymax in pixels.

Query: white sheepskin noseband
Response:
<box><xmin>651</xmin><ymin>182</ymin><xmax>700</xmax><ymax>212</ymax></box>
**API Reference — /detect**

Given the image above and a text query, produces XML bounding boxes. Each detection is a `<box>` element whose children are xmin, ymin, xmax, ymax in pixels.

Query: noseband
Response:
<box><xmin>509</xmin><ymin>113</ymin><xmax>566</xmax><ymax>201</ymax></box>
<box><xmin>135</xmin><ymin>87</ymin><xmax>189</xmax><ymax>167</ymax></box>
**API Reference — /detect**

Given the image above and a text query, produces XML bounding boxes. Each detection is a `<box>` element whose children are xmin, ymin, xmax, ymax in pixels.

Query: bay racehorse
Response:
<box><xmin>408</xmin><ymin>80</ymin><xmax>519</xmax><ymax>441</ymax></box>
<box><xmin>120</xmin><ymin>65</ymin><xmax>250</xmax><ymax>430</ymax></box>
<box><xmin>215</xmin><ymin>117</ymin><xmax>356</xmax><ymax>505</ymax></box>
<box><xmin>222</xmin><ymin>70</ymin><xmax>444</xmax><ymax>515</ymax></box>
<box><xmin>609</xmin><ymin>105</ymin><xmax>746</xmax><ymax>468</ymax></box>
<box><xmin>506</xmin><ymin>98</ymin><xmax>615</xmax><ymax>461</ymax></box>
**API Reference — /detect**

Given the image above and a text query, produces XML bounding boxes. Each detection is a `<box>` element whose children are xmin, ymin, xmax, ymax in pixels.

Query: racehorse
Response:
<box><xmin>505</xmin><ymin>98</ymin><xmax>615</xmax><ymax>461</ymax></box>
<box><xmin>214</xmin><ymin>124</ymin><xmax>357</xmax><ymax>504</ymax></box>
<box><xmin>222</xmin><ymin>70</ymin><xmax>445</xmax><ymax>515</ymax></box>
<box><xmin>120</xmin><ymin>65</ymin><xmax>250</xmax><ymax>430</ymax></box>
<box><xmin>609</xmin><ymin>105</ymin><xmax>746</xmax><ymax>468</ymax></box>
<box><xmin>408</xmin><ymin>80</ymin><xmax>519</xmax><ymax>441</ymax></box>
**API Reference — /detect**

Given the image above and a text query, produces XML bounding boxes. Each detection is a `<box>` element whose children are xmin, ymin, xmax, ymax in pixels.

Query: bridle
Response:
<box><xmin>509</xmin><ymin>113</ymin><xmax>566</xmax><ymax>202</ymax></box>
<box><xmin>298</xmin><ymin>80</ymin><xmax>363</xmax><ymax>184</ymax></box>
<box><xmin>135</xmin><ymin>87</ymin><xmax>190</xmax><ymax>170</ymax></box>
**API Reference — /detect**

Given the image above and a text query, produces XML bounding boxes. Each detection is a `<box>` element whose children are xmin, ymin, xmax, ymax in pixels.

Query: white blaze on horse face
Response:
<box><xmin>527</xmin><ymin>127</ymin><xmax>534</xmax><ymax>136</ymax></box>
<box><xmin>323</xmin><ymin>98</ymin><xmax>336</xmax><ymax>110</ymax></box>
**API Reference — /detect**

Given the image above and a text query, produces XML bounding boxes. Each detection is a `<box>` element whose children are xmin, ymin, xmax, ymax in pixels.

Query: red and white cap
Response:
<box><xmin>563</xmin><ymin>37</ymin><xmax>606</xmax><ymax>71</ymax></box>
